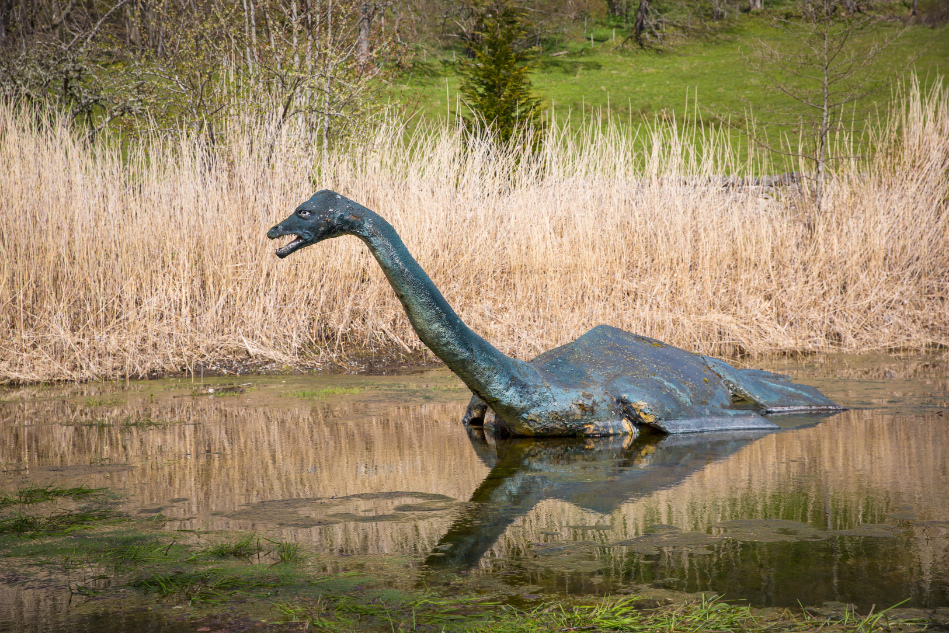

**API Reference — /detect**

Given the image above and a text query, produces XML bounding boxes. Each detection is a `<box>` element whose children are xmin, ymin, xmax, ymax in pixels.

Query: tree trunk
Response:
<box><xmin>0</xmin><ymin>0</ymin><xmax>8</xmax><ymax>43</ymax></box>
<box><xmin>357</xmin><ymin>2</ymin><xmax>371</xmax><ymax>64</ymax></box>
<box><xmin>816</xmin><ymin>24</ymin><xmax>831</xmax><ymax>213</ymax></box>
<box><xmin>241</xmin><ymin>0</ymin><xmax>254</xmax><ymax>72</ymax></box>
<box><xmin>248</xmin><ymin>0</ymin><xmax>258</xmax><ymax>54</ymax></box>
<box><xmin>911</xmin><ymin>0</ymin><xmax>918</xmax><ymax>17</ymax></box>
<box><xmin>156</xmin><ymin>0</ymin><xmax>164</xmax><ymax>57</ymax></box>
<box><xmin>749</xmin><ymin>0</ymin><xmax>763</xmax><ymax>11</ymax></box>
<box><xmin>607</xmin><ymin>0</ymin><xmax>625</xmax><ymax>17</ymax></box>
<box><xmin>125</xmin><ymin>0</ymin><xmax>139</xmax><ymax>48</ymax></box>
<box><xmin>144</xmin><ymin>0</ymin><xmax>154</xmax><ymax>50</ymax></box>
<box><xmin>322</xmin><ymin>0</ymin><xmax>334</xmax><ymax>154</ymax></box>
<box><xmin>633</xmin><ymin>0</ymin><xmax>648</xmax><ymax>47</ymax></box>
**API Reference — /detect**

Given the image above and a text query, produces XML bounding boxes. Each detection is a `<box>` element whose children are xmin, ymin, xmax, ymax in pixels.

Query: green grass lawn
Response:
<box><xmin>391</xmin><ymin>12</ymin><xmax>948</xmax><ymax>139</ymax></box>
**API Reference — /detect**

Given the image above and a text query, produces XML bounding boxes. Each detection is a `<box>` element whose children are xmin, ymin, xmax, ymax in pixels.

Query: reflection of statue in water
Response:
<box><xmin>424</xmin><ymin>427</ymin><xmax>773</xmax><ymax>570</ymax></box>
<box><xmin>268</xmin><ymin>191</ymin><xmax>842</xmax><ymax>437</ymax></box>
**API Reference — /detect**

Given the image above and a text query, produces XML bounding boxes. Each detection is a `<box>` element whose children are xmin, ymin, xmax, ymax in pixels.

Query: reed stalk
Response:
<box><xmin>1</xmin><ymin>78</ymin><xmax>946</xmax><ymax>382</ymax></box>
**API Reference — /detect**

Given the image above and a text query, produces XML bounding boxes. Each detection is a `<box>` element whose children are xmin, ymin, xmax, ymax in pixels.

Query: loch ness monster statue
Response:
<box><xmin>267</xmin><ymin>191</ymin><xmax>844</xmax><ymax>437</ymax></box>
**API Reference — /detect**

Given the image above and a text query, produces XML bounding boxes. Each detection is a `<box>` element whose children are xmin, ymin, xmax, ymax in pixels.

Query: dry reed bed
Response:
<box><xmin>1</xmin><ymin>81</ymin><xmax>947</xmax><ymax>382</ymax></box>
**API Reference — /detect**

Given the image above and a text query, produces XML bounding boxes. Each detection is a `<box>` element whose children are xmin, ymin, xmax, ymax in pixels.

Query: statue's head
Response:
<box><xmin>266</xmin><ymin>190</ymin><xmax>355</xmax><ymax>259</ymax></box>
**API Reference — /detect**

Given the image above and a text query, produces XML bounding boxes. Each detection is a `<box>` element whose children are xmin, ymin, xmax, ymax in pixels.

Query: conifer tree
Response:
<box><xmin>457</xmin><ymin>1</ymin><xmax>545</xmax><ymax>145</ymax></box>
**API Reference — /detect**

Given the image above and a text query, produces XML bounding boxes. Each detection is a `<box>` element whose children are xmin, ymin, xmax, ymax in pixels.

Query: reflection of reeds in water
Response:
<box><xmin>0</xmin><ymin>397</ymin><xmax>487</xmax><ymax>555</ymax></box>
<box><xmin>2</xmin><ymin>393</ymin><xmax>946</xmax><ymax>576</ymax></box>
<box><xmin>479</xmin><ymin>410</ymin><xmax>948</xmax><ymax>586</ymax></box>
<box><xmin>1</xmin><ymin>586</ymin><xmax>73</xmax><ymax>633</ymax></box>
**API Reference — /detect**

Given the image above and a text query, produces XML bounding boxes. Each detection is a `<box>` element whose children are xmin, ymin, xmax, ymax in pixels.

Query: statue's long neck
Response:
<box><xmin>352</xmin><ymin>209</ymin><xmax>540</xmax><ymax>405</ymax></box>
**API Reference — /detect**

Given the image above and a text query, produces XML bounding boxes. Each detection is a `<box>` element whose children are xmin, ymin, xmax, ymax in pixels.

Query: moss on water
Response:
<box><xmin>287</xmin><ymin>387</ymin><xmax>365</xmax><ymax>399</ymax></box>
<box><xmin>0</xmin><ymin>502</ymin><xmax>941</xmax><ymax>632</ymax></box>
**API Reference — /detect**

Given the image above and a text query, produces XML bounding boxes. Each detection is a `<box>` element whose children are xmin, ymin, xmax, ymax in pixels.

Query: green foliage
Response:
<box><xmin>473</xmin><ymin>595</ymin><xmax>756</xmax><ymax>632</ymax></box>
<box><xmin>458</xmin><ymin>2</ymin><xmax>546</xmax><ymax>144</ymax></box>
<box><xmin>269</xmin><ymin>539</ymin><xmax>305</xmax><ymax>565</ymax></box>
<box><xmin>130</xmin><ymin>569</ymin><xmax>277</xmax><ymax>605</ymax></box>
<box><xmin>206</xmin><ymin>532</ymin><xmax>264</xmax><ymax>561</ymax></box>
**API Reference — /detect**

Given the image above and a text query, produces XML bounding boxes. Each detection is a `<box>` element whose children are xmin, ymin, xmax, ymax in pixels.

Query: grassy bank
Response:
<box><xmin>398</xmin><ymin>12</ymin><xmax>948</xmax><ymax>135</ymax></box>
<box><xmin>1</xmin><ymin>77</ymin><xmax>947</xmax><ymax>383</ymax></box>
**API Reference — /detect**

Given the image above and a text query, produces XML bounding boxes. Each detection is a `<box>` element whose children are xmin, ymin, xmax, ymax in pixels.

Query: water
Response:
<box><xmin>1</xmin><ymin>354</ymin><xmax>947</xmax><ymax>630</ymax></box>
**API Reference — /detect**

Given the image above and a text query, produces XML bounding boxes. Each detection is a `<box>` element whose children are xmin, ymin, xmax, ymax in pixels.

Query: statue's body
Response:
<box><xmin>268</xmin><ymin>191</ymin><xmax>842</xmax><ymax>437</ymax></box>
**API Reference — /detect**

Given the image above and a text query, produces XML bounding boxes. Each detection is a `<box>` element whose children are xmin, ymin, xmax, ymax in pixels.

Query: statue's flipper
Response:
<box><xmin>703</xmin><ymin>356</ymin><xmax>845</xmax><ymax>413</ymax></box>
<box><xmin>612</xmin><ymin>389</ymin><xmax>778</xmax><ymax>435</ymax></box>
<box><xmin>646</xmin><ymin>410</ymin><xmax>778</xmax><ymax>434</ymax></box>
<box><xmin>462</xmin><ymin>394</ymin><xmax>489</xmax><ymax>426</ymax></box>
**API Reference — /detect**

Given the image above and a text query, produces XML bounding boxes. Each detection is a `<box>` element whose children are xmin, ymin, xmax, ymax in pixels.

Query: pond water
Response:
<box><xmin>1</xmin><ymin>354</ymin><xmax>947</xmax><ymax>631</ymax></box>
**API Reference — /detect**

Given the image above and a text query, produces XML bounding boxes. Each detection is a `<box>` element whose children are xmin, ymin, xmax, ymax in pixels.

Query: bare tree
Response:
<box><xmin>632</xmin><ymin>0</ymin><xmax>651</xmax><ymax>47</ymax></box>
<box><xmin>741</xmin><ymin>0</ymin><xmax>906</xmax><ymax>213</ymax></box>
<box><xmin>357</xmin><ymin>2</ymin><xmax>372</xmax><ymax>62</ymax></box>
<box><xmin>607</xmin><ymin>0</ymin><xmax>626</xmax><ymax>18</ymax></box>
<box><xmin>0</xmin><ymin>0</ymin><xmax>407</xmax><ymax>145</ymax></box>
<box><xmin>623</xmin><ymin>0</ymin><xmax>710</xmax><ymax>49</ymax></box>
<box><xmin>0</xmin><ymin>0</ymin><xmax>8</xmax><ymax>44</ymax></box>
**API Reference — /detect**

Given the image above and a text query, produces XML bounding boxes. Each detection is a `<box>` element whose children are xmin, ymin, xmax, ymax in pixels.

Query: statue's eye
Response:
<box><xmin>298</xmin><ymin>210</ymin><xmax>312</xmax><ymax>218</ymax></box>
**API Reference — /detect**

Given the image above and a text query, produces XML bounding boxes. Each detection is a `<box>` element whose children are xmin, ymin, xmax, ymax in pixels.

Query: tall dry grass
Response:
<box><xmin>1</xmin><ymin>79</ymin><xmax>947</xmax><ymax>382</ymax></box>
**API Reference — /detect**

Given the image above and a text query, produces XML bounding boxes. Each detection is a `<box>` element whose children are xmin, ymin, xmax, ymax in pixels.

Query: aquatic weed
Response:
<box><xmin>0</xmin><ymin>509</ymin><xmax>122</xmax><ymax>537</ymax></box>
<box><xmin>287</xmin><ymin>387</ymin><xmax>364</xmax><ymax>399</ymax></box>
<box><xmin>120</xmin><ymin>416</ymin><xmax>170</xmax><ymax>429</ymax></box>
<box><xmin>0</xmin><ymin>483</ymin><xmax>105</xmax><ymax>506</ymax></box>
<box><xmin>106</xmin><ymin>539</ymin><xmax>175</xmax><ymax>567</ymax></box>
<box><xmin>855</xmin><ymin>600</ymin><xmax>922</xmax><ymax>633</ymax></box>
<box><xmin>130</xmin><ymin>569</ymin><xmax>276</xmax><ymax>605</ymax></box>
<box><xmin>66</xmin><ymin>418</ymin><xmax>111</xmax><ymax>428</ymax></box>
<box><xmin>462</xmin><ymin>595</ymin><xmax>764</xmax><ymax>633</ymax></box>
<box><xmin>272</xmin><ymin>598</ymin><xmax>344</xmax><ymax>631</ymax></box>
<box><xmin>206</xmin><ymin>533</ymin><xmax>263</xmax><ymax>561</ymax></box>
<box><xmin>265</xmin><ymin>539</ymin><xmax>304</xmax><ymax>565</ymax></box>
<box><xmin>273</xmin><ymin>592</ymin><xmax>499</xmax><ymax>631</ymax></box>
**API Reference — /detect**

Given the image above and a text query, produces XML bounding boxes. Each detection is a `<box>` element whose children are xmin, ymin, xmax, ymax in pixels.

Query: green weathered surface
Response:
<box><xmin>268</xmin><ymin>191</ymin><xmax>842</xmax><ymax>437</ymax></box>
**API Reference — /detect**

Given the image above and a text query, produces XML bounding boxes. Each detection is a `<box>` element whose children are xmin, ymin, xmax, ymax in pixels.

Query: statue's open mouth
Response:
<box><xmin>273</xmin><ymin>234</ymin><xmax>306</xmax><ymax>258</ymax></box>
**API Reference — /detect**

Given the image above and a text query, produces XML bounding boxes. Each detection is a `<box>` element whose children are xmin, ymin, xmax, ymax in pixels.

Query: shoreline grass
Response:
<box><xmin>270</xmin><ymin>592</ymin><xmax>933</xmax><ymax>633</ymax></box>
<box><xmin>0</xmin><ymin>499</ymin><xmax>941</xmax><ymax>632</ymax></box>
<box><xmin>1</xmin><ymin>77</ymin><xmax>947</xmax><ymax>383</ymax></box>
